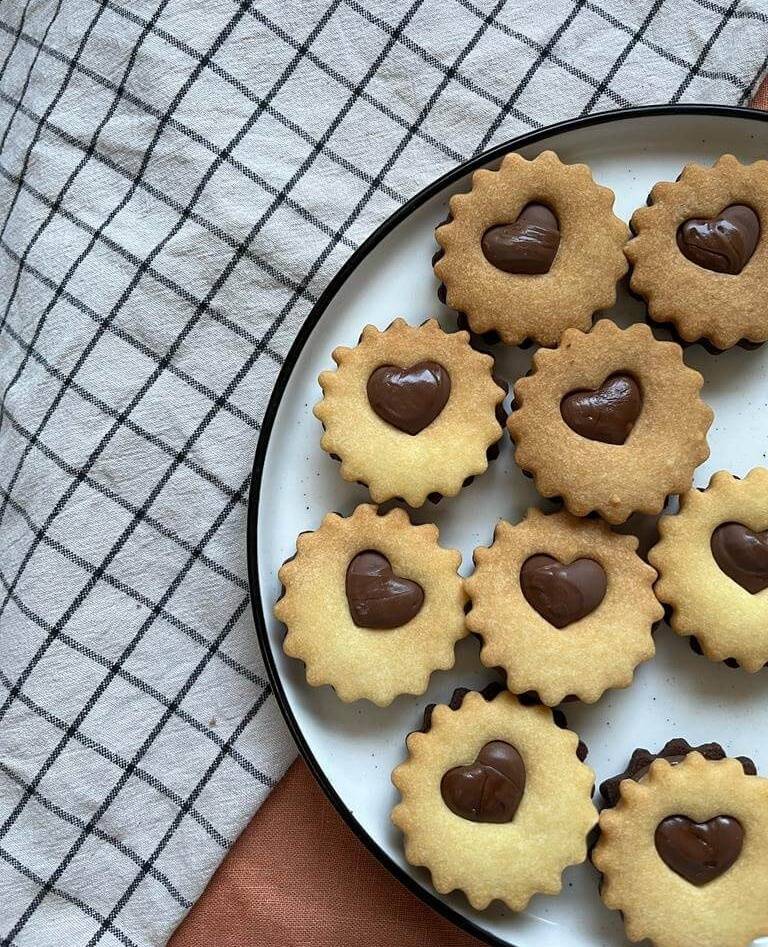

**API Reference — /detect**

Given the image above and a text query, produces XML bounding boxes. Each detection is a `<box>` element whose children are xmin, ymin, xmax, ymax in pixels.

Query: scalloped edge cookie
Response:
<box><xmin>391</xmin><ymin>689</ymin><xmax>596</xmax><ymax>910</ymax></box>
<box><xmin>434</xmin><ymin>150</ymin><xmax>628</xmax><ymax>346</ymax></box>
<box><xmin>275</xmin><ymin>504</ymin><xmax>466</xmax><ymax>706</ymax></box>
<box><xmin>507</xmin><ymin>320</ymin><xmax>713</xmax><ymax>524</ymax></box>
<box><xmin>314</xmin><ymin>319</ymin><xmax>505</xmax><ymax>507</ymax></box>
<box><xmin>593</xmin><ymin>752</ymin><xmax>768</xmax><ymax>947</ymax></box>
<box><xmin>466</xmin><ymin>508</ymin><xmax>662</xmax><ymax>705</ymax></box>
<box><xmin>650</xmin><ymin>468</ymin><xmax>768</xmax><ymax>672</ymax></box>
<box><xmin>627</xmin><ymin>155</ymin><xmax>768</xmax><ymax>349</ymax></box>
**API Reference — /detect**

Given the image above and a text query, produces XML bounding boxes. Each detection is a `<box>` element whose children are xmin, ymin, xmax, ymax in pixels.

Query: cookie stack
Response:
<box><xmin>274</xmin><ymin>150</ymin><xmax>768</xmax><ymax>947</ymax></box>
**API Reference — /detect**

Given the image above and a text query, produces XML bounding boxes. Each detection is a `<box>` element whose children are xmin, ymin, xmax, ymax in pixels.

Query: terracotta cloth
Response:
<box><xmin>171</xmin><ymin>87</ymin><xmax>768</xmax><ymax>947</ymax></box>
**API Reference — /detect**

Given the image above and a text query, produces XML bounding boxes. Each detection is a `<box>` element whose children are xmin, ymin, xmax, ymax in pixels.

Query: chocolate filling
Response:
<box><xmin>677</xmin><ymin>204</ymin><xmax>760</xmax><ymax>275</ymax></box>
<box><xmin>345</xmin><ymin>550</ymin><xmax>424</xmax><ymax>629</ymax></box>
<box><xmin>560</xmin><ymin>373</ymin><xmax>642</xmax><ymax>445</ymax></box>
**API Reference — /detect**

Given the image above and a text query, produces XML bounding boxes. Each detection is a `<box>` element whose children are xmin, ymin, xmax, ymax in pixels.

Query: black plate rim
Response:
<box><xmin>247</xmin><ymin>104</ymin><xmax>768</xmax><ymax>947</ymax></box>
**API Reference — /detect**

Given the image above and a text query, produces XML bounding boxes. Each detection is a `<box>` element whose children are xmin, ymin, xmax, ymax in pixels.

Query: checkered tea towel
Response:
<box><xmin>1</xmin><ymin>1</ymin><xmax>768</xmax><ymax>945</ymax></box>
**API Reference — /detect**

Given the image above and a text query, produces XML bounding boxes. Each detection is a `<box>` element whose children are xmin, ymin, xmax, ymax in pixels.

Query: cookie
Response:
<box><xmin>433</xmin><ymin>150</ymin><xmax>628</xmax><ymax>346</ymax></box>
<box><xmin>391</xmin><ymin>687</ymin><xmax>596</xmax><ymax>910</ymax></box>
<box><xmin>593</xmin><ymin>749</ymin><xmax>768</xmax><ymax>947</ymax></box>
<box><xmin>627</xmin><ymin>155</ymin><xmax>768</xmax><ymax>349</ymax></box>
<box><xmin>275</xmin><ymin>504</ymin><xmax>466</xmax><ymax>705</ymax></box>
<box><xmin>650</xmin><ymin>468</ymin><xmax>768</xmax><ymax>672</ymax></box>
<box><xmin>465</xmin><ymin>508</ymin><xmax>662</xmax><ymax>705</ymax></box>
<box><xmin>507</xmin><ymin>320</ymin><xmax>713</xmax><ymax>524</ymax></box>
<box><xmin>314</xmin><ymin>318</ymin><xmax>505</xmax><ymax>507</ymax></box>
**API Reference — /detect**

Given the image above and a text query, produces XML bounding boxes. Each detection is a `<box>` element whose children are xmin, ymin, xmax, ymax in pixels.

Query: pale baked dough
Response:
<box><xmin>594</xmin><ymin>753</ymin><xmax>768</xmax><ymax>947</ymax></box>
<box><xmin>508</xmin><ymin>320</ymin><xmax>713</xmax><ymax>523</ymax></box>
<box><xmin>651</xmin><ymin>468</ymin><xmax>768</xmax><ymax>671</ymax></box>
<box><xmin>314</xmin><ymin>319</ymin><xmax>504</xmax><ymax>507</ymax></box>
<box><xmin>434</xmin><ymin>150</ymin><xmax>628</xmax><ymax>346</ymax></box>
<box><xmin>391</xmin><ymin>690</ymin><xmax>596</xmax><ymax>910</ymax></box>
<box><xmin>466</xmin><ymin>508</ymin><xmax>662</xmax><ymax>704</ymax></box>
<box><xmin>276</xmin><ymin>504</ymin><xmax>466</xmax><ymax>706</ymax></box>
<box><xmin>627</xmin><ymin>155</ymin><xmax>768</xmax><ymax>349</ymax></box>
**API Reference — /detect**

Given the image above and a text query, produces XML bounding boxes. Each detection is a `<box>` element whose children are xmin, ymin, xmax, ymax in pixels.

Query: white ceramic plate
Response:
<box><xmin>249</xmin><ymin>106</ymin><xmax>768</xmax><ymax>947</ymax></box>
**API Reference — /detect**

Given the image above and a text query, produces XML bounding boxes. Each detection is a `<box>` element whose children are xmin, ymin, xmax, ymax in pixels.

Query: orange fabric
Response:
<box><xmin>754</xmin><ymin>78</ymin><xmax>768</xmax><ymax>109</ymax></box>
<box><xmin>169</xmin><ymin>758</ymin><xmax>480</xmax><ymax>947</ymax></box>
<box><xmin>172</xmin><ymin>85</ymin><xmax>768</xmax><ymax>947</ymax></box>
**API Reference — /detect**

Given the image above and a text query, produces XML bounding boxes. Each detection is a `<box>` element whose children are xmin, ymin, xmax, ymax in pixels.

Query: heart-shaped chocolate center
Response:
<box><xmin>367</xmin><ymin>361</ymin><xmax>451</xmax><ymax>435</ymax></box>
<box><xmin>711</xmin><ymin>522</ymin><xmax>768</xmax><ymax>594</ymax></box>
<box><xmin>481</xmin><ymin>203</ymin><xmax>560</xmax><ymax>275</ymax></box>
<box><xmin>520</xmin><ymin>554</ymin><xmax>607</xmax><ymax>628</ymax></box>
<box><xmin>345</xmin><ymin>551</ymin><xmax>424</xmax><ymax>629</ymax></box>
<box><xmin>655</xmin><ymin>815</ymin><xmax>743</xmax><ymax>886</ymax></box>
<box><xmin>441</xmin><ymin>741</ymin><xmax>526</xmax><ymax>823</ymax></box>
<box><xmin>560</xmin><ymin>373</ymin><xmax>642</xmax><ymax>445</ymax></box>
<box><xmin>677</xmin><ymin>204</ymin><xmax>760</xmax><ymax>275</ymax></box>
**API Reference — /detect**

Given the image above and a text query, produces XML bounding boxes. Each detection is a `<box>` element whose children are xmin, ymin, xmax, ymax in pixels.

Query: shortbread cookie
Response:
<box><xmin>391</xmin><ymin>688</ymin><xmax>596</xmax><ymax>910</ymax></box>
<box><xmin>627</xmin><ymin>155</ymin><xmax>768</xmax><ymax>349</ymax></box>
<box><xmin>314</xmin><ymin>319</ymin><xmax>505</xmax><ymax>507</ymax></box>
<box><xmin>465</xmin><ymin>508</ymin><xmax>662</xmax><ymax>705</ymax></box>
<box><xmin>275</xmin><ymin>504</ymin><xmax>466</xmax><ymax>705</ymax></box>
<box><xmin>507</xmin><ymin>320</ymin><xmax>713</xmax><ymax>523</ymax></box>
<box><xmin>593</xmin><ymin>750</ymin><xmax>768</xmax><ymax>947</ymax></box>
<box><xmin>434</xmin><ymin>150</ymin><xmax>628</xmax><ymax>346</ymax></box>
<box><xmin>651</xmin><ymin>468</ymin><xmax>768</xmax><ymax>671</ymax></box>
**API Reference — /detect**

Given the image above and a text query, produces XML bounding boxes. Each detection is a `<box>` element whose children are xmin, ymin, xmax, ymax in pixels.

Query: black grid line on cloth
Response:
<box><xmin>0</xmin><ymin>0</ymin><xmax>266</xmax><ymax>624</ymax></box>
<box><xmin>0</xmin><ymin>668</ymin><xmax>231</xmax><ymax>850</ymax></box>
<box><xmin>1</xmin><ymin>0</ymin><xmax>516</xmax><ymax>931</ymax></box>
<box><xmin>0</xmin><ymin>239</ymin><xmax>262</xmax><ymax>440</ymax></box>
<box><xmin>456</xmin><ymin>0</ymin><xmax>634</xmax><ymax>107</ymax></box>
<box><xmin>0</xmin><ymin>12</ymin><xmax>344</xmax><ymax>846</ymax></box>
<box><xmin>1</xmin><ymin>572</ymin><xmax>266</xmax><ymax>787</ymax></box>
<box><xmin>0</xmin><ymin>843</ymin><xmax>138</xmax><ymax>947</ymax></box>
<box><xmin>0</xmin><ymin>225</ymin><xmax>264</xmax><ymax>433</ymax></box>
<box><xmin>692</xmin><ymin>0</ymin><xmax>768</xmax><ymax>22</ymax></box>
<box><xmin>0</xmin><ymin>0</ymin><xmax>338</xmax><ymax>485</ymax></box>
<box><xmin>343</xmin><ymin>0</ymin><xmax>543</xmax><ymax>129</ymax></box>
<box><xmin>108</xmin><ymin>0</ymin><xmax>467</xmax><ymax>189</ymax></box>
<box><xmin>0</xmin><ymin>465</ymin><xmax>253</xmax><ymax>823</ymax></box>
<box><xmin>0</xmin><ymin>413</ymin><xmax>258</xmax><ymax>686</ymax></box>
<box><xmin>0</xmin><ymin>0</ymin><xmax>181</xmax><ymax>412</ymax></box>
<box><xmin>671</xmin><ymin>0</ymin><xmax>742</xmax><ymax>101</ymax></box>
<box><xmin>87</xmin><ymin>689</ymin><xmax>271</xmax><ymax>946</ymax></box>
<box><xmin>1</xmin><ymin>0</ymin><xmax>414</xmax><ymax>683</ymax></box>
<box><xmin>0</xmin><ymin>86</ymin><xmax>319</xmax><ymax>307</ymax></box>
<box><xmin>0</xmin><ymin>1</ymin><xmax>34</xmax><ymax>92</ymax></box>
<box><xmin>1</xmin><ymin>401</ymin><xmax>251</xmax><ymax>605</ymax></box>
<box><xmin>0</xmin><ymin>478</ymin><xmax>268</xmax><ymax>777</ymax></box>
<box><xmin>0</xmin><ymin>484</ymin><xmax>275</xmax><ymax>748</ymax></box>
<box><xmin>4</xmin><ymin>621</ymin><xmax>270</xmax><ymax>943</ymax></box>
<box><xmin>0</xmin><ymin>0</ymin><xmax>64</xmax><ymax>159</ymax></box>
<box><xmin>0</xmin><ymin>16</ymin><xmax>379</xmax><ymax>245</ymax></box>
<box><xmin>581</xmin><ymin>0</ymin><xmax>666</xmax><ymax>114</ymax></box>
<box><xmin>0</xmin><ymin>132</ymin><xmax>286</xmax><ymax>369</ymax></box>
<box><xmin>741</xmin><ymin>49</ymin><xmax>768</xmax><ymax>102</ymax></box>
<box><xmin>0</xmin><ymin>0</ymin><xmax>105</xmax><ymax>258</ymax></box>
<box><xmin>103</xmin><ymin>0</ymin><xmax>468</xmax><ymax>167</ymax></box>
<box><xmin>1</xmin><ymin>0</ymin><xmax>422</xmax><ymax>911</ymax></box>
<box><xmin>475</xmin><ymin>0</ymin><xmax>587</xmax><ymax>152</ymax></box>
<box><xmin>582</xmin><ymin>0</ymin><xmax>755</xmax><ymax>88</ymax></box>
<box><xmin>0</xmin><ymin>760</ymin><xmax>191</xmax><ymax>910</ymax></box>
<box><xmin>0</xmin><ymin>326</ymin><xmax>246</xmax><ymax>532</ymax></box>
<box><xmin>58</xmin><ymin>1</ymin><xmax>525</xmax><ymax>928</ymax></box>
